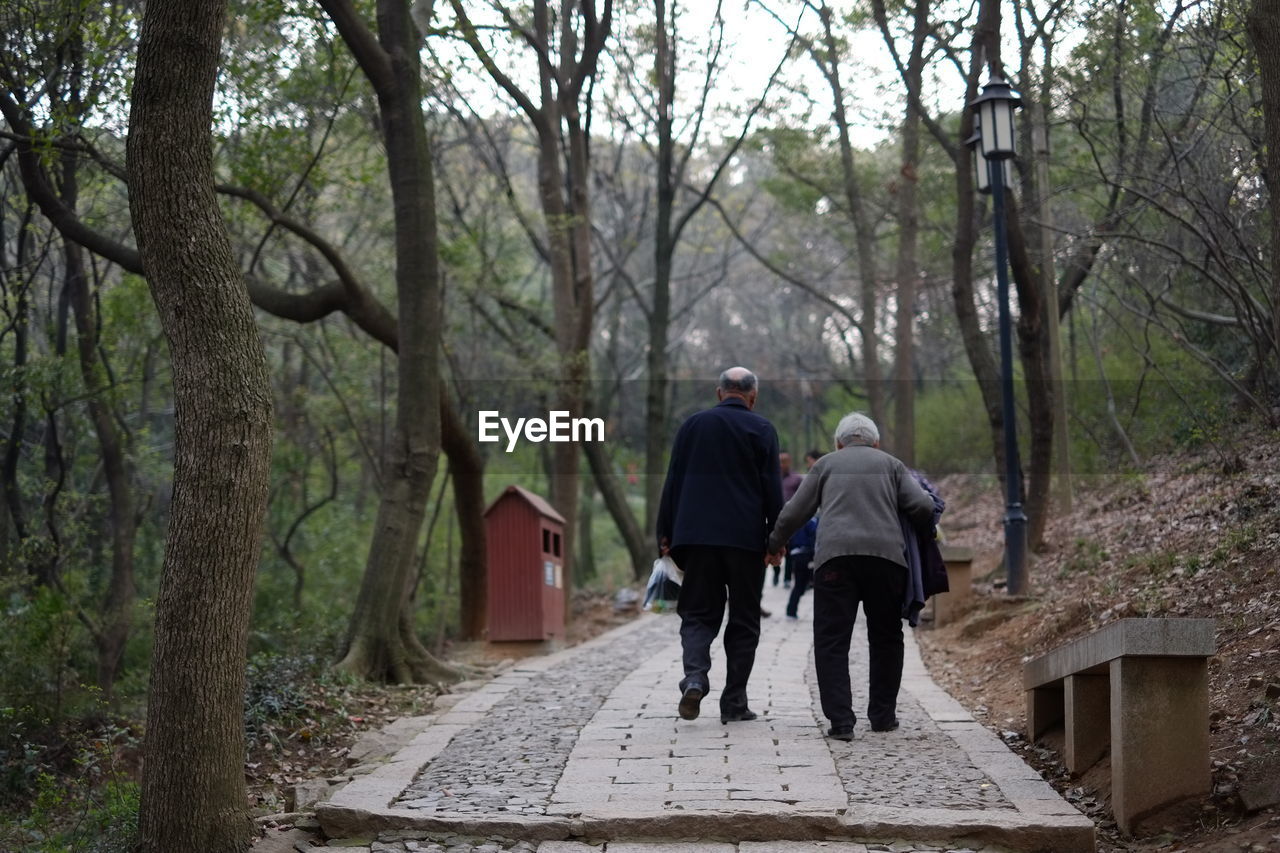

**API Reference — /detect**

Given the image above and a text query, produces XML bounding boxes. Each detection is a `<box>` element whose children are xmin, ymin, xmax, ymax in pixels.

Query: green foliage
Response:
<box><xmin>0</xmin><ymin>719</ymin><xmax>140</xmax><ymax>853</ymax></box>
<box><xmin>913</xmin><ymin>380</ymin><xmax>995</xmax><ymax>475</ymax></box>
<box><xmin>1058</xmin><ymin>538</ymin><xmax>1109</xmax><ymax>579</ymax></box>
<box><xmin>0</xmin><ymin>579</ymin><xmax>94</xmax><ymax>729</ymax></box>
<box><xmin>240</xmin><ymin>647</ymin><xmax>418</xmax><ymax>762</ymax></box>
<box><xmin>243</xmin><ymin>650</ymin><xmax>335</xmax><ymax>750</ymax></box>
<box><xmin>1064</xmin><ymin>310</ymin><xmax>1238</xmax><ymax>473</ymax></box>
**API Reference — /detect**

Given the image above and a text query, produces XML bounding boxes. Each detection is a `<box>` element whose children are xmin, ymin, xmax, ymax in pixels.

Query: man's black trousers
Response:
<box><xmin>812</xmin><ymin>554</ymin><xmax>907</xmax><ymax>730</ymax></box>
<box><xmin>673</xmin><ymin>544</ymin><xmax>765</xmax><ymax>716</ymax></box>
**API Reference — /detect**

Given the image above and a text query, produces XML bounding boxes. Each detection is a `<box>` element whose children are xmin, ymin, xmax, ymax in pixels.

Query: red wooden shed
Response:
<box><xmin>484</xmin><ymin>485</ymin><xmax>566</xmax><ymax>642</ymax></box>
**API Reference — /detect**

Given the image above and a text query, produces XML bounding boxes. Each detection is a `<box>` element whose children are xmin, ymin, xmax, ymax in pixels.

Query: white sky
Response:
<box><xmin>432</xmin><ymin>0</ymin><xmax>938</xmax><ymax>149</ymax></box>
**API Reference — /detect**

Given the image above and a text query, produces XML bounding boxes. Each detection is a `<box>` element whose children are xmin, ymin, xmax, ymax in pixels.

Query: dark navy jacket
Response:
<box><xmin>656</xmin><ymin>397</ymin><xmax>784</xmax><ymax>554</ymax></box>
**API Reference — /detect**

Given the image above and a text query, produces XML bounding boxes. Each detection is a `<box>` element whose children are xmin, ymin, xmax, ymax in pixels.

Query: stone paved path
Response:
<box><xmin>316</xmin><ymin>583</ymin><xmax>1094</xmax><ymax>852</ymax></box>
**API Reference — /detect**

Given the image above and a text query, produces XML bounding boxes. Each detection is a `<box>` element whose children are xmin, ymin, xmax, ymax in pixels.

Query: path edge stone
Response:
<box><xmin>319</xmin><ymin>802</ymin><xmax>1094</xmax><ymax>851</ymax></box>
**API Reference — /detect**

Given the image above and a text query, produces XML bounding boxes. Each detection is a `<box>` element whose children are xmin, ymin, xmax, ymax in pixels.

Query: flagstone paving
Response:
<box><xmin>316</xmin><ymin>583</ymin><xmax>1094</xmax><ymax>852</ymax></box>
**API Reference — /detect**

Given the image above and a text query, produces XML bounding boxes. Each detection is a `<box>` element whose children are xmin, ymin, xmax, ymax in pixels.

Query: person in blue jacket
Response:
<box><xmin>784</xmin><ymin>515</ymin><xmax>818</xmax><ymax>619</ymax></box>
<box><xmin>657</xmin><ymin>367</ymin><xmax>784</xmax><ymax>725</ymax></box>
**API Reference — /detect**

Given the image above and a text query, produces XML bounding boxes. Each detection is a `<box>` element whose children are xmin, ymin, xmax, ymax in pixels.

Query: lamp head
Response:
<box><xmin>969</xmin><ymin>75</ymin><xmax>1022</xmax><ymax>160</ymax></box>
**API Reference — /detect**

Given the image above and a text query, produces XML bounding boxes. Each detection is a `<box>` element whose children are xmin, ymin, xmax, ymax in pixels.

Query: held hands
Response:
<box><xmin>659</xmin><ymin>537</ymin><xmax>670</xmax><ymax>557</ymax></box>
<box><xmin>765</xmin><ymin>548</ymin><xmax>785</xmax><ymax>567</ymax></box>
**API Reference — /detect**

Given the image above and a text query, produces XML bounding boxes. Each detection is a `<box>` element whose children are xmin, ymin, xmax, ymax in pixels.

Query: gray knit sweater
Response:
<box><xmin>767</xmin><ymin>444</ymin><xmax>935</xmax><ymax>570</ymax></box>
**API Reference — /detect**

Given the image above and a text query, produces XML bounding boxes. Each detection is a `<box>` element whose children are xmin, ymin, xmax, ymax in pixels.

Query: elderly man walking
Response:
<box><xmin>657</xmin><ymin>367</ymin><xmax>784</xmax><ymax>723</ymax></box>
<box><xmin>769</xmin><ymin>413</ymin><xmax>935</xmax><ymax>740</ymax></box>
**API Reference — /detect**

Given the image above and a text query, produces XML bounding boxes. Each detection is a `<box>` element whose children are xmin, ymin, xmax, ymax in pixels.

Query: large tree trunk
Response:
<box><xmin>889</xmin><ymin>0</ymin><xmax>929</xmax><ymax>466</ymax></box>
<box><xmin>1248</xmin><ymin>0</ymin><xmax>1280</xmax><ymax>374</ymax></box>
<box><xmin>327</xmin><ymin>0</ymin><xmax>450</xmax><ymax>683</ymax></box>
<box><xmin>128</xmin><ymin>0</ymin><xmax>274</xmax><ymax>847</ymax></box>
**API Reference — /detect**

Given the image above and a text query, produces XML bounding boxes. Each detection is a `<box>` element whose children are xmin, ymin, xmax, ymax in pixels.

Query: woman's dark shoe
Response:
<box><xmin>720</xmin><ymin>708</ymin><xmax>759</xmax><ymax>723</ymax></box>
<box><xmin>870</xmin><ymin>719</ymin><xmax>900</xmax><ymax>732</ymax></box>
<box><xmin>678</xmin><ymin>686</ymin><xmax>704</xmax><ymax>720</ymax></box>
<box><xmin>827</xmin><ymin>725</ymin><xmax>855</xmax><ymax>741</ymax></box>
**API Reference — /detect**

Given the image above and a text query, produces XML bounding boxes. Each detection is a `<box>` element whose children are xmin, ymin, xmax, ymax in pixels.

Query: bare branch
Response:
<box><xmin>703</xmin><ymin>193</ymin><xmax>864</xmax><ymax>335</ymax></box>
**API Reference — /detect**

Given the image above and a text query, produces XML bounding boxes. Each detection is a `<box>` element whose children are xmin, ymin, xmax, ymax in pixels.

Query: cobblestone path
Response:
<box><xmin>811</xmin><ymin>635</ymin><xmax>1014</xmax><ymax>812</ymax></box>
<box><xmin>397</xmin><ymin>617</ymin><xmax>675</xmax><ymax>816</ymax></box>
<box><xmin>316</xmin><ymin>583</ymin><xmax>1094</xmax><ymax>853</ymax></box>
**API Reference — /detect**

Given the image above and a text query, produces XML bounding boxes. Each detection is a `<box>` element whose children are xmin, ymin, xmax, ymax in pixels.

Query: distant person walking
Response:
<box><xmin>657</xmin><ymin>367</ymin><xmax>784</xmax><ymax>724</ymax></box>
<box><xmin>783</xmin><ymin>514</ymin><xmax>818</xmax><ymax>619</ymax></box>
<box><xmin>772</xmin><ymin>452</ymin><xmax>805</xmax><ymax>588</ymax></box>
<box><xmin>769</xmin><ymin>413</ymin><xmax>934</xmax><ymax>741</ymax></box>
<box><xmin>782</xmin><ymin>449</ymin><xmax>824</xmax><ymax>618</ymax></box>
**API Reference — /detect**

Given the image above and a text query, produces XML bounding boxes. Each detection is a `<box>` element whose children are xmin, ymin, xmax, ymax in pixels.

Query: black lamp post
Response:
<box><xmin>970</xmin><ymin>74</ymin><xmax>1027</xmax><ymax>595</ymax></box>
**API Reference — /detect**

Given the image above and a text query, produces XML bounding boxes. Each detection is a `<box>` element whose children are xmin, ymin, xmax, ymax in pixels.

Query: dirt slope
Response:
<box><xmin>917</xmin><ymin>426</ymin><xmax>1280</xmax><ymax>852</ymax></box>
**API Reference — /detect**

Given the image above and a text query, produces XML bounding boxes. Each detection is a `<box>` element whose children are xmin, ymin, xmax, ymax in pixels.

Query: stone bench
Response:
<box><xmin>929</xmin><ymin>544</ymin><xmax>973</xmax><ymax>626</ymax></box>
<box><xmin>1023</xmin><ymin>617</ymin><xmax>1215</xmax><ymax>833</ymax></box>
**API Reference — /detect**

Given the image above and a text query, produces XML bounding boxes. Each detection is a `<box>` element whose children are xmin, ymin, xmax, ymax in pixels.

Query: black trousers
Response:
<box><xmin>812</xmin><ymin>554</ymin><xmax>907</xmax><ymax>729</ymax></box>
<box><xmin>784</xmin><ymin>551</ymin><xmax>814</xmax><ymax>618</ymax></box>
<box><xmin>771</xmin><ymin>553</ymin><xmax>796</xmax><ymax>586</ymax></box>
<box><xmin>673</xmin><ymin>545</ymin><xmax>765</xmax><ymax>715</ymax></box>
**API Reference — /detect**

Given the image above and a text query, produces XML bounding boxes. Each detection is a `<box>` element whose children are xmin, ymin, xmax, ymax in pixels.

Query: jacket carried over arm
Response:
<box><xmin>656</xmin><ymin>397</ymin><xmax>784</xmax><ymax>555</ymax></box>
<box><xmin>768</xmin><ymin>444</ymin><xmax>934</xmax><ymax>570</ymax></box>
<box><xmin>901</xmin><ymin>470</ymin><xmax>947</xmax><ymax>626</ymax></box>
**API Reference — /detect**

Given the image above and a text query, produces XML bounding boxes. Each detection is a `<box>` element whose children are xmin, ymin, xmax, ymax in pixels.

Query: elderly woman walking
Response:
<box><xmin>768</xmin><ymin>413</ymin><xmax>936</xmax><ymax>741</ymax></box>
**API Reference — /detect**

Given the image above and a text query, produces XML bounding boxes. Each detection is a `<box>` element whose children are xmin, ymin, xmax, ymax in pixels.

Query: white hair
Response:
<box><xmin>834</xmin><ymin>412</ymin><xmax>879</xmax><ymax>447</ymax></box>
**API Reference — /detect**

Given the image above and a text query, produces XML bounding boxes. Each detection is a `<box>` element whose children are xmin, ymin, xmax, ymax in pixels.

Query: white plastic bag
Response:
<box><xmin>642</xmin><ymin>554</ymin><xmax>684</xmax><ymax>610</ymax></box>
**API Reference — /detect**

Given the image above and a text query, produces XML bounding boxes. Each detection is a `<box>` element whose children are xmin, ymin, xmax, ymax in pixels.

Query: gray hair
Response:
<box><xmin>834</xmin><ymin>412</ymin><xmax>879</xmax><ymax>447</ymax></box>
<box><xmin>718</xmin><ymin>367</ymin><xmax>758</xmax><ymax>394</ymax></box>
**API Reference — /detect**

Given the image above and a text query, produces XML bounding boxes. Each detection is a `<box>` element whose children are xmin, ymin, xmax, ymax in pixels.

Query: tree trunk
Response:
<box><xmin>3</xmin><ymin>211</ymin><xmax>32</xmax><ymax>557</ymax></box>
<box><xmin>442</xmin><ymin>403</ymin><xmax>487</xmax><ymax>641</ymax></box>
<box><xmin>590</xmin><ymin>304</ymin><xmax>649</xmax><ymax>582</ymax></box>
<box><xmin>66</xmin><ymin>234</ymin><xmax>137</xmax><ymax>695</ymax></box>
<box><xmin>329</xmin><ymin>0</ymin><xmax>451</xmax><ymax>683</ymax></box>
<box><xmin>584</xmin><ymin>437</ymin><xmax>650</xmax><ymax>581</ymax></box>
<box><xmin>577</xmin><ymin>476</ymin><xmax>596</xmax><ymax>583</ymax></box>
<box><xmin>644</xmin><ymin>0</ymin><xmax>676</xmax><ymax>536</ymax></box>
<box><xmin>1247</xmin><ymin>0</ymin><xmax>1280</xmax><ymax>374</ymax></box>
<box><xmin>58</xmin><ymin>59</ymin><xmax>137</xmax><ymax>695</ymax></box>
<box><xmin>448</xmin><ymin>0</ymin><xmax>611</xmax><ymax>622</ymax></box>
<box><xmin>1007</xmin><ymin>200</ymin><xmax>1053</xmax><ymax>552</ymax></box>
<box><xmin>890</xmin><ymin>0</ymin><xmax>929</xmax><ymax>466</ymax></box>
<box><xmin>127</xmin><ymin>0</ymin><xmax>274</xmax><ymax>848</ymax></box>
<box><xmin>819</xmin><ymin>3</ymin><xmax>884</xmax><ymax>425</ymax></box>
<box><xmin>950</xmin><ymin>0</ymin><xmax>1010</xmax><ymax>487</ymax></box>
<box><xmin>557</xmin><ymin>55</ymin><xmax>599</xmax><ymax>616</ymax></box>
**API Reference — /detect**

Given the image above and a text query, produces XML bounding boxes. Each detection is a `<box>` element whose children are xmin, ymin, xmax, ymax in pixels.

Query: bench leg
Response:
<box><xmin>1064</xmin><ymin>673</ymin><xmax>1109</xmax><ymax>774</ymax></box>
<box><xmin>1027</xmin><ymin>684</ymin><xmax>1064</xmax><ymax>741</ymax></box>
<box><xmin>1110</xmin><ymin>657</ymin><xmax>1210</xmax><ymax>834</ymax></box>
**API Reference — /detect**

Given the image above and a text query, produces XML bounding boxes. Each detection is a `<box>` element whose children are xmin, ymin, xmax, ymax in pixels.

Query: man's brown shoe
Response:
<box><xmin>678</xmin><ymin>686</ymin><xmax>704</xmax><ymax>720</ymax></box>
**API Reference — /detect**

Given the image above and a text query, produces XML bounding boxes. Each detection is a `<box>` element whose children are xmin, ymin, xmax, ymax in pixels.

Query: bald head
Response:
<box><xmin>717</xmin><ymin>366</ymin><xmax>758</xmax><ymax>408</ymax></box>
